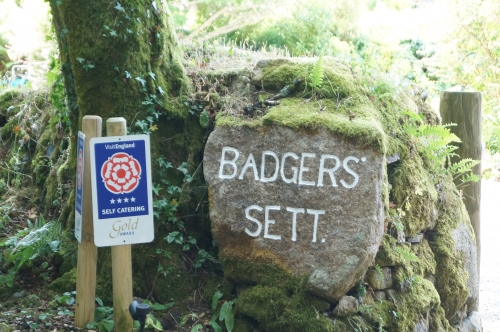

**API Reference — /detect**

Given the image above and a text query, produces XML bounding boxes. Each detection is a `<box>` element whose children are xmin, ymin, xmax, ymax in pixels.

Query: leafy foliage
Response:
<box><xmin>208</xmin><ymin>291</ymin><xmax>235</xmax><ymax>332</ymax></box>
<box><xmin>448</xmin><ymin>158</ymin><xmax>481</xmax><ymax>189</ymax></box>
<box><xmin>404</xmin><ymin>123</ymin><xmax>460</xmax><ymax>160</ymax></box>
<box><xmin>0</xmin><ymin>216</ymin><xmax>65</xmax><ymax>288</ymax></box>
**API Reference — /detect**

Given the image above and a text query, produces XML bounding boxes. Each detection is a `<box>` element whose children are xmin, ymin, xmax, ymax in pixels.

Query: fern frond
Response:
<box><xmin>421</xmin><ymin>140</ymin><xmax>451</xmax><ymax>154</ymax></box>
<box><xmin>401</xmin><ymin>110</ymin><xmax>424</xmax><ymax>124</ymax></box>
<box><xmin>449</xmin><ymin>158</ymin><xmax>480</xmax><ymax>175</ymax></box>
<box><xmin>309</xmin><ymin>57</ymin><xmax>324</xmax><ymax>89</ymax></box>
<box><xmin>460</xmin><ymin>173</ymin><xmax>481</xmax><ymax>184</ymax></box>
<box><xmin>393</xmin><ymin>246</ymin><xmax>419</xmax><ymax>262</ymax></box>
<box><xmin>403</xmin><ymin>123</ymin><xmax>419</xmax><ymax>136</ymax></box>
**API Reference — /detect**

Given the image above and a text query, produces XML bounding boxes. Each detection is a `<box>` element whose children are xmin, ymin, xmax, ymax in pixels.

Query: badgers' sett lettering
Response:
<box><xmin>245</xmin><ymin>205</ymin><xmax>326</xmax><ymax>242</ymax></box>
<box><xmin>218</xmin><ymin>146</ymin><xmax>366</xmax><ymax>188</ymax></box>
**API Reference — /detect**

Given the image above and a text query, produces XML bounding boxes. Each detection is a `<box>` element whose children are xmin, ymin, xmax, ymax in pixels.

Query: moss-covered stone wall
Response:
<box><xmin>205</xmin><ymin>57</ymin><xmax>480</xmax><ymax>332</ymax></box>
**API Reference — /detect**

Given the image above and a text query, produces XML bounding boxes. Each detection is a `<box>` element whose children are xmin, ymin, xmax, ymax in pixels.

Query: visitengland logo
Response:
<box><xmin>100</xmin><ymin>152</ymin><xmax>142</xmax><ymax>194</ymax></box>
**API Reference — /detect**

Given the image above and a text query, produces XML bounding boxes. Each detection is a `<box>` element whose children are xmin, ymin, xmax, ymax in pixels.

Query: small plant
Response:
<box><xmin>375</xmin><ymin>264</ymin><xmax>384</xmax><ymax>280</ymax></box>
<box><xmin>49</xmin><ymin>291</ymin><xmax>76</xmax><ymax>318</ymax></box>
<box><xmin>0</xmin><ymin>216</ymin><xmax>62</xmax><ymax>287</ymax></box>
<box><xmin>449</xmin><ymin>158</ymin><xmax>481</xmax><ymax>189</ymax></box>
<box><xmin>86</xmin><ymin>298</ymin><xmax>114</xmax><ymax>332</ymax></box>
<box><xmin>309</xmin><ymin>56</ymin><xmax>324</xmax><ymax>92</ymax></box>
<box><xmin>393</xmin><ymin>246</ymin><xmax>419</xmax><ymax>262</ymax></box>
<box><xmin>357</xmin><ymin>282</ymin><xmax>367</xmax><ymax>297</ymax></box>
<box><xmin>208</xmin><ymin>291</ymin><xmax>235</xmax><ymax>332</ymax></box>
<box><xmin>86</xmin><ymin>298</ymin><xmax>170</xmax><ymax>331</ymax></box>
<box><xmin>402</xmin><ymin>110</ymin><xmax>462</xmax><ymax>172</ymax></box>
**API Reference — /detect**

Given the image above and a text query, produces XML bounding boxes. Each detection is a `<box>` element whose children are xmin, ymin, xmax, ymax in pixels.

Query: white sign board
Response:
<box><xmin>89</xmin><ymin>135</ymin><xmax>154</xmax><ymax>247</ymax></box>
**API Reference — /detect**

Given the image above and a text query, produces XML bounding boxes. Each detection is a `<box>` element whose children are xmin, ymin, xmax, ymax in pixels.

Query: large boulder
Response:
<box><xmin>204</xmin><ymin>125</ymin><xmax>385</xmax><ymax>302</ymax></box>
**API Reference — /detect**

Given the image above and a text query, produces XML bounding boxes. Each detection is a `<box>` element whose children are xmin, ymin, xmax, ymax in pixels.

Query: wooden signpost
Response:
<box><xmin>75</xmin><ymin>117</ymin><xmax>154</xmax><ymax>331</ymax></box>
<box><xmin>75</xmin><ymin>116</ymin><xmax>101</xmax><ymax>327</ymax></box>
<box><xmin>440</xmin><ymin>91</ymin><xmax>482</xmax><ymax>278</ymax></box>
<box><xmin>106</xmin><ymin>118</ymin><xmax>133</xmax><ymax>330</ymax></box>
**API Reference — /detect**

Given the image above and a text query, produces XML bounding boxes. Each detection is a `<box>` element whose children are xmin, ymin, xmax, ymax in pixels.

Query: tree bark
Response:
<box><xmin>47</xmin><ymin>0</ymin><xmax>202</xmax><ymax>228</ymax></box>
<box><xmin>49</xmin><ymin>0</ymin><xmax>190</xmax><ymax>120</ymax></box>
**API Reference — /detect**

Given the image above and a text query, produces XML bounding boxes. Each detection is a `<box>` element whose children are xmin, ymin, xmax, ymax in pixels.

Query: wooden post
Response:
<box><xmin>439</xmin><ymin>91</ymin><xmax>482</xmax><ymax>275</ymax></box>
<box><xmin>107</xmin><ymin>117</ymin><xmax>134</xmax><ymax>331</ymax></box>
<box><xmin>75</xmin><ymin>116</ymin><xmax>102</xmax><ymax>327</ymax></box>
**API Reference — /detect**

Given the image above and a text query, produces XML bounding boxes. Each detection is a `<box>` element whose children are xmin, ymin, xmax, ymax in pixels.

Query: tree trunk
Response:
<box><xmin>46</xmin><ymin>0</ymin><xmax>212</xmax><ymax>308</ymax></box>
<box><xmin>47</xmin><ymin>0</ymin><xmax>202</xmax><ymax>228</ymax></box>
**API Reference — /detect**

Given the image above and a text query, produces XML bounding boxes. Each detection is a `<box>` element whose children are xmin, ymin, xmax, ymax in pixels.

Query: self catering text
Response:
<box><xmin>102</xmin><ymin>206</ymin><xmax>146</xmax><ymax>215</ymax></box>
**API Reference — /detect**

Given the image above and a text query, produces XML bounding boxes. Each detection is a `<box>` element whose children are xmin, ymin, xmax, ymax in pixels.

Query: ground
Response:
<box><xmin>479</xmin><ymin>180</ymin><xmax>500</xmax><ymax>332</ymax></box>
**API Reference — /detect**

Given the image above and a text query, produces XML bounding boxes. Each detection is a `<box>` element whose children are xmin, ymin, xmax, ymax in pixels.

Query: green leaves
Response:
<box><xmin>115</xmin><ymin>2</ymin><xmax>125</xmax><ymax>12</ymax></box>
<box><xmin>135</xmin><ymin>76</ymin><xmax>146</xmax><ymax>87</ymax></box>
<box><xmin>199</xmin><ymin>110</ymin><xmax>209</xmax><ymax>128</ymax></box>
<box><xmin>449</xmin><ymin>158</ymin><xmax>481</xmax><ymax>188</ymax></box>
<box><xmin>145</xmin><ymin>314</ymin><xmax>163</xmax><ymax>330</ymax></box>
<box><xmin>219</xmin><ymin>301</ymin><xmax>235</xmax><ymax>331</ymax></box>
<box><xmin>55</xmin><ymin>292</ymin><xmax>75</xmax><ymax>306</ymax></box>
<box><xmin>210</xmin><ymin>291</ymin><xmax>235</xmax><ymax>332</ymax></box>
<box><xmin>165</xmin><ymin>231</ymin><xmax>183</xmax><ymax>244</ymax></box>
<box><xmin>191</xmin><ymin>324</ymin><xmax>203</xmax><ymax>332</ymax></box>
<box><xmin>177</xmin><ymin>162</ymin><xmax>193</xmax><ymax>183</ymax></box>
<box><xmin>75</xmin><ymin>57</ymin><xmax>94</xmax><ymax>71</ymax></box>
<box><xmin>212</xmin><ymin>291</ymin><xmax>223</xmax><ymax>310</ymax></box>
<box><xmin>403</xmin><ymin>112</ymin><xmax>463</xmax><ymax>174</ymax></box>
<box><xmin>393</xmin><ymin>246</ymin><xmax>419</xmax><ymax>262</ymax></box>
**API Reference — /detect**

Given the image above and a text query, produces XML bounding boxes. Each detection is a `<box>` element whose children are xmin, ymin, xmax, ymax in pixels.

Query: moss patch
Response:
<box><xmin>390</xmin><ymin>155</ymin><xmax>438</xmax><ymax>236</ymax></box>
<box><xmin>428</xmin><ymin>306</ymin><xmax>454</xmax><ymax>332</ymax></box>
<box><xmin>431</xmin><ymin>179</ymin><xmax>470</xmax><ymax>319</ymax></box>
<box><xmin>410</xmin><ymin>238</ymin><xmax>436</xmax><ymax>277</ymax></box>
<box><xmin>0</xmin><ymin>89</ymin><xmax>20</xmax><ymax>115</ymax></box>
<box><xmin>215</xmin><ymin>58</ymin><xmax>414</xmax><ymax>156</ymax></box>
<box><xmin>47</xmin><ymin>268</ymin><xmax>77</xmax><ymax>292</ymax></box>
<box><xmin>364</xmin><ymin>278</ymin><xmax>439</xmax><ymax>331</ymax></box>
<box><xmin>237</xmin><ymin>284</ymin><xmax>334</xmax><ymax>332</ymax></box>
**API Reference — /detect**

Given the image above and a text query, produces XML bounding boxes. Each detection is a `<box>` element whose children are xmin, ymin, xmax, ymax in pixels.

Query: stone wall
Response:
<box><xmin>203</xmin><ymin>58</ymin><xmax>482</xmax><ymax>332</ymax></box>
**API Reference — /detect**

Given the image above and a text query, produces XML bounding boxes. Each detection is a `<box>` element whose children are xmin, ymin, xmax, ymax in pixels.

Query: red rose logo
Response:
<box><xmin>101</xmin><ymin>152</ymin><xmax>141</xmax><ymax>193</ymax></box>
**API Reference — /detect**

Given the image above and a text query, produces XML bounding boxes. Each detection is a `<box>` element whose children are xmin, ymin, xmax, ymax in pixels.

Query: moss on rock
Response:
<box><xmin>410</xmin><ymin>238</ymin><xmax>436</xmax><ymax>278</ymax></box>
<box><xmin>0</xmin><ymin>89</ymin><xmax>20</xmax><ymax>115</ymax></box>
<box><xmin>431</xmin><ymin>179</ymin><xmax>470</xmax><ymax>319</ymax></box>
<box><xmin>237</xmin><ymin>284</ymin><xmax>334</xmax><ymax>332</ymax></box>
<box><xmin>216</xmin><ymin>58</ymin><xmax>412</xmax><ymax>156</ymax></box>
<box><xmin>364</xmin><ymin>278</ymin><xmax>439</xmax><ymax>331</ymax></box>
<box><xmin>390</xmin><ymin>155</ymin><xmax>438</xmax><ymax>236</ymax></box>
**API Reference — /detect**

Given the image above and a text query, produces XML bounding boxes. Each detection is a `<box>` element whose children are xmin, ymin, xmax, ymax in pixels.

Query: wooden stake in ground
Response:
<box><xmin>439</xmin><ymin>91</ymin><xmax>482</xmax><ymax>276</ymax></box>
<box><xmin>75</xmin><ymin>115</ymin><xmax>102</xmax><ymax>327</ymax></box>
<box><xmin>107</xmin><ymin>117</ymin><xmax>134</xmax><ymax>331</ymax></box>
